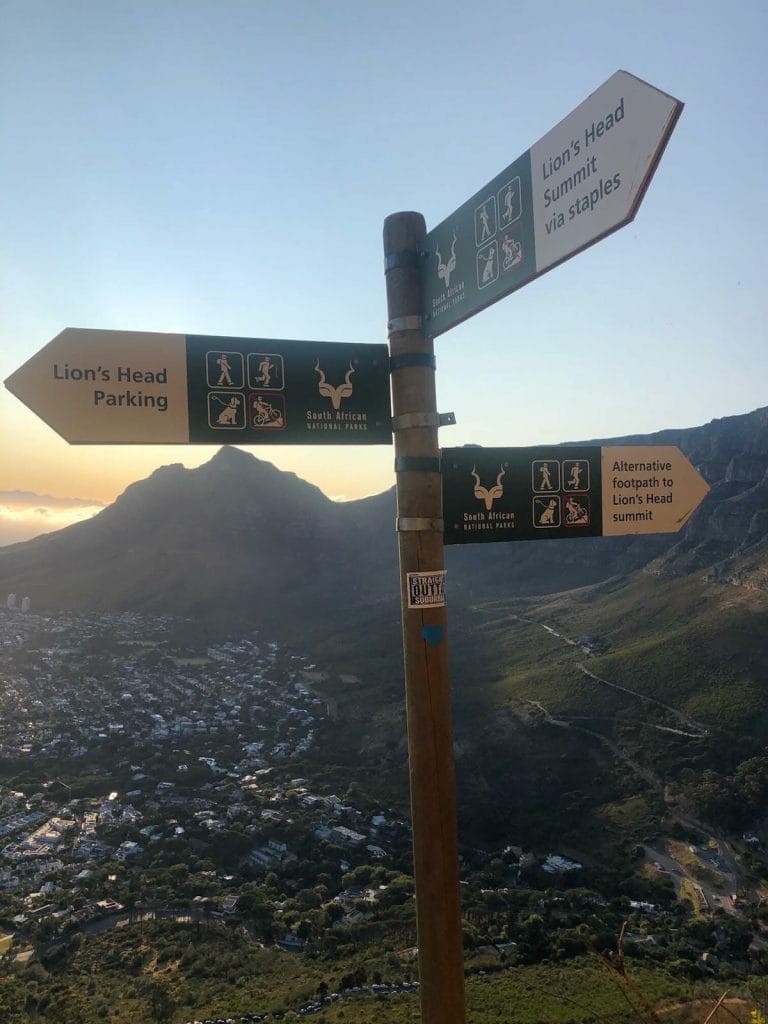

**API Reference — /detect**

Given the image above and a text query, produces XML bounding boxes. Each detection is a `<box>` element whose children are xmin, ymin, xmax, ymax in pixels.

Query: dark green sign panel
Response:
<box><xmin>420</xmin><ymin>72</ymin><xmax>683</xmax><ymax>339</ymax></box>
<box><xmin>420</xmin><ymin>152</ymin><xmax>536</xmax><ymax>338</ymax></box>
<box><xmin>186</xmin><ymin>336</ymin><xmax>392</xmax><ymax>445</ymax></box>
<box><xmin>442</xmin><ymin>446</ymin><xmax>603</xmax><ymax>545</ymax></box>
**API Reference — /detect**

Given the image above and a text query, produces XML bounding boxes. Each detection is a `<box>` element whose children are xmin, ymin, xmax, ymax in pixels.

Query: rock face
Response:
<box><xmin>636</xmin><ymin>408</ymin><xmax>768</xmax><ymax>582</ymax></box>
<box><xmin>1</xmin><ymin>406</ymin><xmax>768</xmax><ymax>626</ymax></box>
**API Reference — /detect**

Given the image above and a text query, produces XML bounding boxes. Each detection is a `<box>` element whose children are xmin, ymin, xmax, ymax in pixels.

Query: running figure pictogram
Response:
<box><xmin>254</xmin><ymin>356</ymin><xmax>274</xmax><ymax>387</ymax></box>
<box><xmin>503</xmin><ymin>184</ymin><xmax>516</xmax><ymax>222</ymax></box>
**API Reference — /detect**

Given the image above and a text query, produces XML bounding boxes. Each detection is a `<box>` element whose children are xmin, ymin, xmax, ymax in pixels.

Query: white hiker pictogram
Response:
<box><xmin>479</xmin><ymin>203</ymin><xmax>491</xmax><ymax>241</ymax></box>
<box><xmin>206</xmin><ymin>350</ymin><xmax>243</xmax><ymax>389</ymax></box>
<box><xmin>315</xmin><ymin>360</ymin><xmax>355</xmax><ymax>410</ymax></box>
<box><xmin>537</xmin><ymin>462</ymin><xmax>555</xmax><ymax>490</ymax></box>
<box><xmin>216</xmin><ymin>353</ymin><xmax>234</xmax><ymax>386</ymax></box>
<box><xmin>475</xmin><ymin>196</ymin><xmax>497</xmax><ymax>247</ymax></box>
<box><xmin>435</xmin><ymin>230</ymin><xmax>458</xmax><ymax>289</ymax></box>
<box><xmin>471</xmin><ymin>464</ymin><xmax>506</xmax><ymax>510</ymax></box>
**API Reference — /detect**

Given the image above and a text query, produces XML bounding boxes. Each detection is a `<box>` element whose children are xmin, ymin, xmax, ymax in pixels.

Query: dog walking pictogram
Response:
<box><xmin>533</xmin><ymin>496</ymin><xmax>560</xmax><ymax>528</ymax></box>
<box><xmin>208</xmin><ymin>392</ymin><xmax>245</xmax><ymax>429</ymax></box>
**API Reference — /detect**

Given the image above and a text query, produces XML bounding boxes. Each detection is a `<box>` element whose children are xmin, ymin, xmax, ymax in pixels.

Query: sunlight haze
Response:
<box><xmin>1</xmin><ymin>0</ymin><xmax>766</xmax><ymax>543</ymax></box>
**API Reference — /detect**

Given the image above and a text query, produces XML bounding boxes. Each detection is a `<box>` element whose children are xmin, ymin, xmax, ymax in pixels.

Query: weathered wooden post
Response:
<box><xmin>383</xmin><ymin>211</ymin><xmax>466</xmax><ymax>1024</ymax></box>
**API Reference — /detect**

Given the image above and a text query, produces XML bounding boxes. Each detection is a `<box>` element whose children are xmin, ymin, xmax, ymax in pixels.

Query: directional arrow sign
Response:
<box><xmin>442</xmin><ymin>445</ymin><xmax>709</xmax><ymax>544</ymax></box>
<box><xmin>4</xmin><ymin>329</ymin><xmax>392</xmax><ymax>445</ymax></box>
<box><xmin>421</xmin><ymin>70</ymin><xmax>683</xmax><ymax>337</ymax></box>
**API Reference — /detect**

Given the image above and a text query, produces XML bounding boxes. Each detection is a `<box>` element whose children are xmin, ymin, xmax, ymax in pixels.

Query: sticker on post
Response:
<box><xmin>407</xmin><ymin>571</ymin><xmax>447</xmax><ymax>608</ymax></box>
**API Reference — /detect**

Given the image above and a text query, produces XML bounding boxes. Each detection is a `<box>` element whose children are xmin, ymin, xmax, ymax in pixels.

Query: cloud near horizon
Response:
<box><xmin>0</xmin><ymin>492</ymin><xmax>105</xmax><ymax>546</ymax></box>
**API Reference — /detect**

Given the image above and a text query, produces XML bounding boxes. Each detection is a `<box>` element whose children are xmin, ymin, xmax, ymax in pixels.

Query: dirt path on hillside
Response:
<box><xmin>516</xmin><ymin>614</ymin><xmax>708</xmax><ymax>738</ymax></box>
<box><xmin>527</xmin><ymin>700</ymin><xmax>664</xmax><ymax>792</ymax></box>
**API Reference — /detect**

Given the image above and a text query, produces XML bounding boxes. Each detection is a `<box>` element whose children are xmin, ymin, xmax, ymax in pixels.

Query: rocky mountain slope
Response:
<box><xmin>1</xmin><ymin>406</ymin><xmax>767</xmax><ymax>632</ymax></box>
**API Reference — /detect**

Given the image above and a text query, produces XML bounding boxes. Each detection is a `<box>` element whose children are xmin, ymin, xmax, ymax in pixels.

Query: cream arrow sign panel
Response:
<box><xmin>5</xmin><ymin>329</ymin><xmax>190</xmax><ymax>444</ymax></box>
<box><xmin>4</xmin><ymin>328</ymin><xmax>392</xmax><ymax>445</ymax></box>
<box><xmin>601</xmin><ymin>445</ymin><xmax>710</xmax><ymax>536</ymax></box>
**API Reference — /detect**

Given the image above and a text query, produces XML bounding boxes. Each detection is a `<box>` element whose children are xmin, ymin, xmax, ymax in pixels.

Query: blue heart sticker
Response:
<box><xmin>422</xmin><ymin>624</ymin><xmax>444</xmax><ymax>647</ymax></box>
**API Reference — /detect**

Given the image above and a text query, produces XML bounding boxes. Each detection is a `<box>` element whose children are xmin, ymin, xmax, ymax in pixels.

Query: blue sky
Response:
<box><xmin>1</xmin><ymin>0</ymin><xmax>766</xmax><ymax>541</ymax></box>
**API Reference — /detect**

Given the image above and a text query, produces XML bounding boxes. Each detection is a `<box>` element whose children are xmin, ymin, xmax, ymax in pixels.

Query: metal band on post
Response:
<box><xmin>392</xmin><ymin>411</ymin><xmax>456</xmax><ymax>433</ymax></box>
<box><xmin>389</xmin><ymin>352</ymin><xmax>436</xmax><ymax>373</ymax></box>
<box><xmin>384</xmin><ymin>250</ymin><xmax>420</xmax><ymax>272</ymax></box>
<box><xmin>392</xmin><ymin>411</ymin><xmax>440</xmax><ymax>431</ymax></box>
<box><xmin>395</xmin><ymin>456</ymin><xmax>441</xmax><ymax>474</ymax></box>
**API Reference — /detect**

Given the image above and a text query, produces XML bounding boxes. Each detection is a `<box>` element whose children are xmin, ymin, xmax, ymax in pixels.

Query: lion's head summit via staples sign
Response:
<box><xmin>420</xmin><ymin>70</ymin><xmax>683</xmax><ymax>338</ymax></box>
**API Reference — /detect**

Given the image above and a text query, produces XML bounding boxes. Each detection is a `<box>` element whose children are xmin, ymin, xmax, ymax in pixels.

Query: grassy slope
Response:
<box><xmin>476</xmin><ymin>572</ymin><xmax>768</xmax><ymax>753</ymax></box>
<box><xmin>407</xmin><ymin>571</ymin><xmax>768</xmax><ymax>861</ymax></box>
<box><xmin>293</xmin><ymin>570</ymin><xmax>768</xmax><ymax>863</ymax></box>
<box><xmin>4</xmin><ymin>922</ymin><xmax>736</xmax><ymax>1024</ymax></box>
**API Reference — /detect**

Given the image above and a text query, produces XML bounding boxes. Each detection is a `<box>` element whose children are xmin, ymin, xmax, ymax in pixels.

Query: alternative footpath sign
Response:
<box><xmin>421</xmin><ymin>70</ymin><xmax>683</xmax><ymax>337</ymax></box>
<box><xmin>442</xmin><ymin>445</ymin><xmax>709</xmax><ymax>544</ymax></box>
<box><xmin>4</xmin><ymin>328</ymin><xmax>392</xmax><ymax>445</ymax></box>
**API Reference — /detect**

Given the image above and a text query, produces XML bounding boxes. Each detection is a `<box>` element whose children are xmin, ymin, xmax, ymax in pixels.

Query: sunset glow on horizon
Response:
<box><xmin>2</xmin><ymin>2</ymin><xmax>766</xmax><ymax>546</ymax></box>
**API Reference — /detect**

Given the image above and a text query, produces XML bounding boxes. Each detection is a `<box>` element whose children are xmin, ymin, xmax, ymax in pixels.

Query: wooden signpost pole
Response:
<box><xmin>383</xmin><ymin>211</ymin><xmax>466</xmax><ymax>1024</ymax></box>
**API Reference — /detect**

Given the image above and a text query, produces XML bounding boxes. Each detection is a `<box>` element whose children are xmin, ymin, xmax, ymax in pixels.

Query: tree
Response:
<box><xmin>145</xmin><ymin>978</ymin><xmax>176</xmax><ymax>1024</ymax></box>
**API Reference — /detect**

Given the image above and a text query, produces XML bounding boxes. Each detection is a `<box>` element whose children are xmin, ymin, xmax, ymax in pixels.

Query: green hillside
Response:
<box><xmin>0</xmin><ymin>920</ymin><xmax>743</xmax><ymax>1024</ymax></box>
<box><xmin>438</xmin><ymin>571</ymin><xmax>768</xmax><ymax>856</ymax></box>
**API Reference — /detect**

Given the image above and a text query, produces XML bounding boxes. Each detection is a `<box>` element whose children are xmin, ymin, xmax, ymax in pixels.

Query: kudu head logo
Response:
<box><xmin>314</xmin><ymin>360</ymin><xmax>355</xmax><ymax>410</ymax></box>
<box><xmin>472</xmin><ymin>464</ymin><xmax>506</xmax><ymax>510</ymax></box>
<box><xmin>435</xmin><ymin>229</ymin><xmax>458</xmax><ymax>289</ymax></box>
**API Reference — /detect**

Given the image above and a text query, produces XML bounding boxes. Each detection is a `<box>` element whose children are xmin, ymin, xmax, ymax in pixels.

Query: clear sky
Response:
<box><xmin>1</xmin><ymin>0</ymin><xmax>766</xmax><ymax>543</ymax></box>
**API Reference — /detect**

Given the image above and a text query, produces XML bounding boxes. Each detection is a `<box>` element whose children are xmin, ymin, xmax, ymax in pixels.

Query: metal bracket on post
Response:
<box><xmin>387</xmin><ymin>315</ymin><xmax>423</xmax><ymax>334</ymax></box>
<box><xmin>391</xmin><ymin>410</ymin><xmax>456</xmax><ymax>432</ymax></box>
<box><xmin>396</xmin><ymin>516</ymin><xmax>444</xmax><ymax>533</ymax></box>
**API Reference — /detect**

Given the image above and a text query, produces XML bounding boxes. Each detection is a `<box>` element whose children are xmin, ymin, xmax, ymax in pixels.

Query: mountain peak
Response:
<box><xmin>210</xmin><ymin>445</ymin><xmax>254</xmax><ymax>465</ymax></box>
